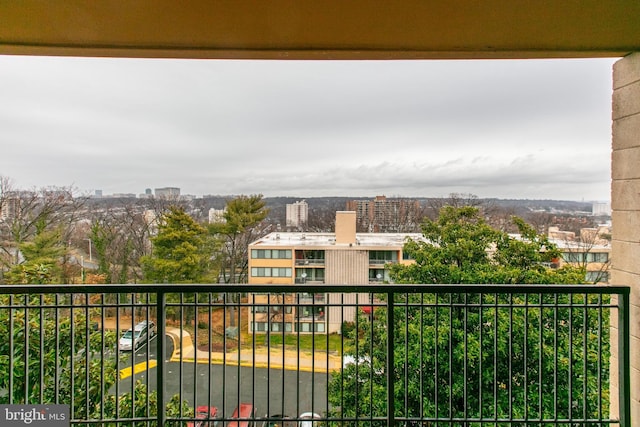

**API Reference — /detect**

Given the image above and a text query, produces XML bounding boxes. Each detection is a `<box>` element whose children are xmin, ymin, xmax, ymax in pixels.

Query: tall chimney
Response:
<box><xmin>335</xmin><ymin>211</ymin><xmax>356</xmax><ymax>244</ymax></box>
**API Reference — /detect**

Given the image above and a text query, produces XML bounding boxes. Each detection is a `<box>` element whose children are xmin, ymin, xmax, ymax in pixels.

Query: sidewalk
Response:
<box><xmin>166</xmin><ymin>327</ymin><xmax>342</xmax><ymax>373</ymax></box>
<box><xmin>102</xmin><ymin>318</ymin><xmax>342</xmax><ymax>373</ymax></box>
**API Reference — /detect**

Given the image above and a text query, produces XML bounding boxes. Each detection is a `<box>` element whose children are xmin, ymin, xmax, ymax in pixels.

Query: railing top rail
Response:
<box><xmin>0</xmin><ymin>283</ymin><xmax>630</xmax><ymax>295</ymax></box>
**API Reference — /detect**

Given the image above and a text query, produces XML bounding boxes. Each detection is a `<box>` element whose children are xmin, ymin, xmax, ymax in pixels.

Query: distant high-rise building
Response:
<box><xmin>592</xmin><ymin>202</ymin><xmax>611</xmax><ymax>216</ymax></box>
<box><xmin>154</xmin><ymin>187</ymin><xmax>180</xmax><ymax>198</ymax></box>
<box><xmin>0</xmin><ymin>191</ymin><xmax>38</xmax><ymax>222</ymax></box>
<box><xmin>0</xmin><ymin>193</ymin><xmax>20</xmax><ymax>222</ymax></box>
<box><xmin>346</xmin><ymin>195</ymin><xmax>422</xmax><ymax>232</ymax></box>
<box><xmin>209</xmin><ymin>208</ymin><xmax>226</xmax><ymax>223</ymax></box>
<box><xmin>286</xmin><ymin>200</ymin><xmax>308</xmax><ymax>228</ymax></box>
<box><xmin>94</xmin><ymin>190</ymin><xmax>103</xmax><ymax>198</ymax></box>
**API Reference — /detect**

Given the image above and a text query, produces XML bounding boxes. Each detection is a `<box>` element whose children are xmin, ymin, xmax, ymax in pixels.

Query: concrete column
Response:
<box><xmin>611</xmin><ymin>52</ymin><xmax>640</xmax><ymax>423</ymax></box>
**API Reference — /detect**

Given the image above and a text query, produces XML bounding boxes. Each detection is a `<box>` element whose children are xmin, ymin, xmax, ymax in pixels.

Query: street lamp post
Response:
<box><xmin>85</xmin><ymin>238</ymin><xmax>92</xmax><ymax>261</ymax></box>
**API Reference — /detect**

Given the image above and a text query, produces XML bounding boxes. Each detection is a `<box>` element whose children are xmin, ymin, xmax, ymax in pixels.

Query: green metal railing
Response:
<box><xmin>0</xmin><ymin>284</ymin><xmax>630</xmax><ymax>426</ymax></box>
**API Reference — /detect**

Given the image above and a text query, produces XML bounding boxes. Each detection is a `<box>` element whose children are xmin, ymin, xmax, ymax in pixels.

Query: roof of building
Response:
<box><xmin>250</xmin><ymin>232</ymin><xmax>425</xmax><ymax>248</ymax></box>
<box><xmin>509</xmin><ymin>233</ymin><xmax>611</xmax><ymax>252</ymax></box>
<box><xmin>548</xmin><ymin>238</ymin><xmax>611</xmax><ymax>252</ymax></box>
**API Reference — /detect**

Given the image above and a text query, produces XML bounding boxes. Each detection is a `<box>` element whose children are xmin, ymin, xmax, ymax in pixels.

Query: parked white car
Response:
<box><xmin>118</xmin><ymin>320</ymin><xmax>156</xmax><ymax>351</ymax></box>
<box><xmin>298</xmin><ymin>412</ymin><xmax>321</xmax><ymax>427</ymax></box>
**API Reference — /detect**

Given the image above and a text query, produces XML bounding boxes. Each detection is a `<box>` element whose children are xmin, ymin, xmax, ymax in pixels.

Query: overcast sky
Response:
<box><xmin>0</xmin><ymin>55</ymin><xmax>618</xmax><ymax>201</ymax></box>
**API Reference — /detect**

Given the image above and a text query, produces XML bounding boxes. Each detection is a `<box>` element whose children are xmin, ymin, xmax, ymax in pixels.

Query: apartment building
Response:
<box><xmin>0</xmin><ymin>192</ymin><xmax>23</xmax><ymax>221</ymax></box>
<box><xmin>346</xmin><ymin>195</ymin><xmax>422</xmax><ymax>232</ymax></box>
<box><xmin>247</xmin><ymin>211</ymin><xmax>424</xmax><ymax>334</ymax></box>
<box><xmin>548</xmin><ymin>226</ymin><xmax>611</xmax><ymax>283</ymax></box>
<box><xmin>285</xmin><ymin>200</ymin><xmax>308</xmax><ymax>228</ymax></box>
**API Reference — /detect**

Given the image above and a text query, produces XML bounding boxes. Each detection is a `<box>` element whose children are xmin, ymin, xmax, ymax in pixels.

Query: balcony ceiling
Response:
<box><xmin>1</xmin><ymin>1</ymin><xmax>639</xmax><ymax>60</ymax></box>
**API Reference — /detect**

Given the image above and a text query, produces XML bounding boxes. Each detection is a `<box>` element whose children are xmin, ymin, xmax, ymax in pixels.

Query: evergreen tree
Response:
<box><xmin>4</xmin><ymin>227</ymin><xmax>66</xmax><ymax>284</ymax></box>
<box><xmin>208</xmin><ymin>194</ymin><xmax>269</xmax><ymax>284</ymax></box>
<box><xmin>141</xmin><ymin>206</ymin><xmax>213</xmax><ymax>284</ymax></box>
<box><xmin>208</xmin><ymin>194</ymin><xmax>269</xmax><ymax>326</ymax></box>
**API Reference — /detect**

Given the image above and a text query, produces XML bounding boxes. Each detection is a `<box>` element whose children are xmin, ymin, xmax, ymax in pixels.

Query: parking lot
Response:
<box><xmin>117</xmin><ymin>333</ymin><xmax>330</xmax><ymax>419</ymax></box>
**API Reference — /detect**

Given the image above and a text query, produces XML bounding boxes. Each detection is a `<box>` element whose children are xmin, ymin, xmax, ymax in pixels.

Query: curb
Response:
<box><xmin>168</xmin><ymin>355</ymin><xmax>339</xmax><ymax>373</ymax></box>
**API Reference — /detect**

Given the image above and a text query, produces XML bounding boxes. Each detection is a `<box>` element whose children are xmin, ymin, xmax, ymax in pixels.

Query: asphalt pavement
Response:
<box><xmin>116</xmin><ymin>332</ymin><xmax>331</xmax><ymax>418</ymax></box>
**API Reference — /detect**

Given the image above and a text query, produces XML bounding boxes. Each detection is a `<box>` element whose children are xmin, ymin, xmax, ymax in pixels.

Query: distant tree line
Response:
<box><xmin>0</xmin><ymin>176</ymin><xmax>270</xmax><ymax>286</ymax></box>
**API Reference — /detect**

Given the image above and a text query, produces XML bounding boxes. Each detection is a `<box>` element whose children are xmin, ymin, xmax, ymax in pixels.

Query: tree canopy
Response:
<box><xmin>390</xmin><ymin>206</ymin><xmax>585</xmax><ymax>285</ymax></box>
<box><xmin>208</xmin><ymin>195</ymin><xmax>269</xmax><ymax>284</ymax></box>
<box><xmin>0</xmin><ymin>294</ymin><xmax>192</xmax><ymax>423</ymax></box>
<box><xmin>141</xmin><ymin>206</ymin><xmax>214</xmax><ymax>284</ymax></box>
<box><xmin>329</xmin><ymin>206</ymin><xmax>607</xmax><ymax>425</ymax></box>
<box><xmin>4</xmin><ymin>227</ymin><xmax>66</xmax><ymax>284</ymax></box>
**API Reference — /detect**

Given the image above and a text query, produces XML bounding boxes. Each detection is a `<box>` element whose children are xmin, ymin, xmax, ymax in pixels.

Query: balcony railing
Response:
<box><xmin>294</xmin><ymin>278</ymin><xmax>325</xmax><ymax>285</ymax></box>
<box><xmin>0</xmin><ymin>283</ymin><xmax>630</xmax><ymax>426</ymax></box>
<box><xmin>369</xmin><ymin>260</ymin><xmax>393</xmax><ymax>265</ymax></box>
<box><xmin>295</xmin><ymin>259</ymin><xmax>325</xmax><ymax>266</ymax></box>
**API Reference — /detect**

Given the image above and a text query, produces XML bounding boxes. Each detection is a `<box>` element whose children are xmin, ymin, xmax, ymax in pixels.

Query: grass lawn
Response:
<box><xmin>251</xmin><ymin>333</ymin><xmax>344</xmax><ymax>354</ymax></box>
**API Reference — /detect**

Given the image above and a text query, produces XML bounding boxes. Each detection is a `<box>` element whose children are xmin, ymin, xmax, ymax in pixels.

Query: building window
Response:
<box><xmin>251</xmin><ymin>267</ymin><xmax>292</xmax><ymax>277</ymax></box>
<box><xmin>251</xmin><ymin>321</ymin><xmax>293</xmax><ymax>332</ymax></box>
<box><xmin>589</xmin><ymin>252</ymin><xmax>609</xmax><ymax>263</ymax></box>
<box><xmin>295</xmin><ymin>268</ymin><xmax>325</xmax><ymax>283</ymax></box>
<box><xmin>251</xmin><ymin>322</ymin><xmax>267</xmax><ymax>332</ymax></box>
<box><xmin>297</xmin><ymin>305</ymin><xmax>325</xmax><ymax>319</ymax></box>
<box><xmin>562</xmin><ymin>252</ymin><xmax>609</xmax><ymax>263</ymax></box>
<box><xmin>295</xmin><ymin>250</ymin><xmax>325</xmax><ymax>265</ymax></box>
<box><xmin>270</xmin><ymin>322</ymin><xmax>292</xmax><ymax>332</ymax></box>
<box><xmin>295</xmin><ymin>322</ymin><xmax>325</xmax><ymax>332</ymax></box>
<box><xmin>251</xmin><ymin>249</ymin><xmax>292</xmax><ymax>259</ymax></box>
<box><xmin>586</xmin><ymin>271</ymin><xmax>609</xmax><ymax>283</ymax></box>
<box><xmin>369</xmin><ymin>250</ymin><xmax>398</xmax><ymax>264</ymax></box>
<box><xmin>369</xmin><ymin>269</ymin><xmax>387</xmax><ymax>282</ymax></box>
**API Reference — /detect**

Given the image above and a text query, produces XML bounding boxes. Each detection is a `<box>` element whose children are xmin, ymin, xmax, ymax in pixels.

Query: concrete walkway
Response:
<box><xmin>103</xmin><ymin>318</ymin><xmax>342</xmax><ymax>373</ymax></box>
<box><xmin>165</xmin><ymin>327</ymin><xmax>342</xmax><ymax>373</ymax></box>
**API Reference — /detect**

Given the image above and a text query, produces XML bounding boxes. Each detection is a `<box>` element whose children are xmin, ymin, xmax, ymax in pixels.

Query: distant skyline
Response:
<box><xmin>0</xmin><ymin>55</ymin><xmax>618</xmax><ymax>201</ymax></box>
<box><xmin>88</xmin><ymin>189</ymin><xmax>607</xmax><ymax>204</ymax></box>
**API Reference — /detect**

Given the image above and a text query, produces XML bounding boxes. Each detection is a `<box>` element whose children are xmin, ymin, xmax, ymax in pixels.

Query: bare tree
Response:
<box><xmin>265</xmin><ymin>293</ymin><xmax>287</xmax><ymax>347</ymax></box>
<box><xmin>485</xmin><ymin>205</ymin><xmax>520</xmax><ymax>233</ymax></box>
<box><xmin>523</xmin><ymin>211</ymin><xmax>556</xmax><ymax>235</ymax></box>
<box><xmin>0</xmin><ymin>177</ymin><xmax>88</xmax><ymax>283</ymax></box>
<box><xmin>424</xmin><ymin>193</ymin><xmax>483</xmax><ymax>220</ymax></box>
<box><xmin>87</xmin><ymin>200</ymin><xmax>155</xmax><ymax>283</ymax></box>
<box><xmin>145</xmin><ymin>194</ymin><xmax>189</xmax><ymax>219</ymax></box>
<box><xmin>304</xmin><ymin>199</ymin><xmax>345</xmax><ymax>232</ymax></box>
